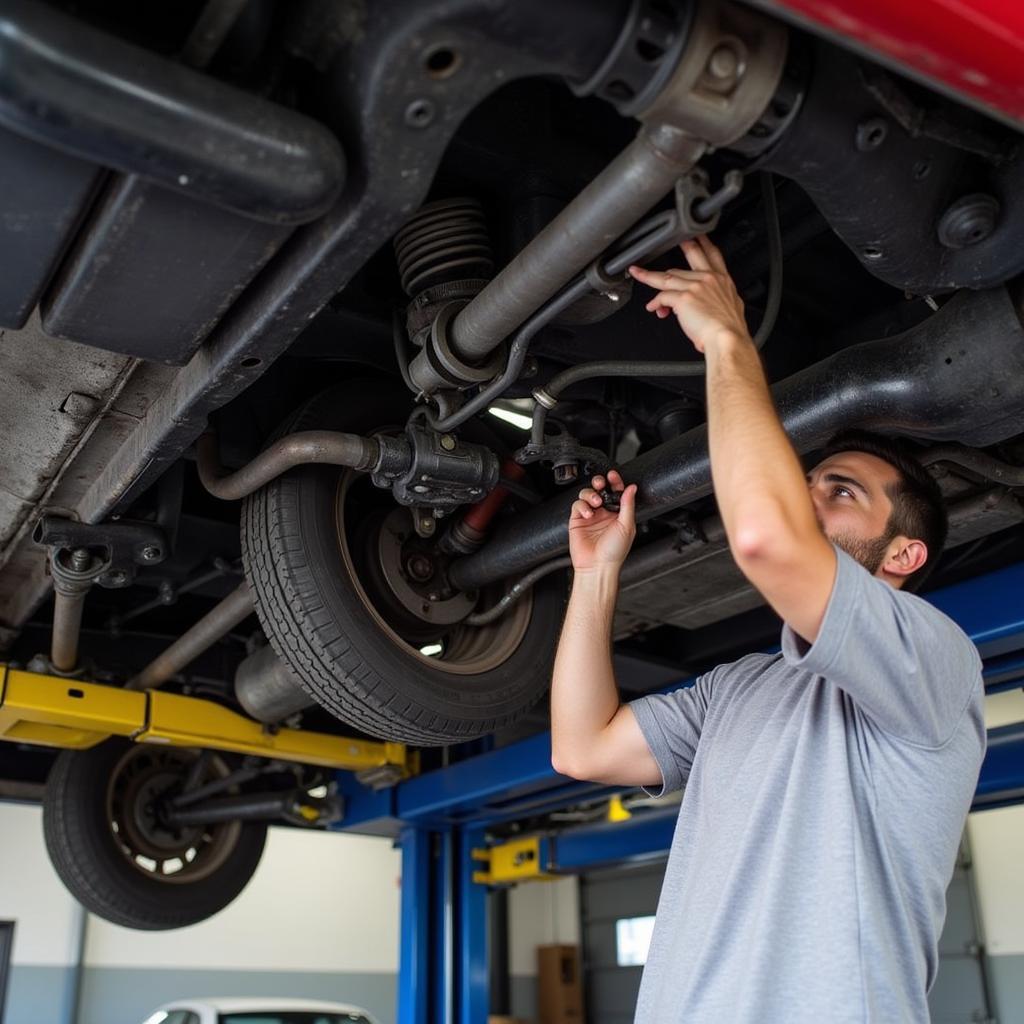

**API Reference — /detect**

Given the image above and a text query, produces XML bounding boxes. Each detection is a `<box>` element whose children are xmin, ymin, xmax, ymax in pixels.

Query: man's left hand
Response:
<box><xmin>628</xmin><ymin>235</ymin><xmax>750</xmax><ymax>354</ymax></box>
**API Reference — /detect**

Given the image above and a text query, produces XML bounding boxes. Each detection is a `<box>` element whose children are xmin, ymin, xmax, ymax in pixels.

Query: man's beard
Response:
<box><xmin>829</xmin><ymin>529</ymin><xmax>893</xmax><ymax>575</ymax></box>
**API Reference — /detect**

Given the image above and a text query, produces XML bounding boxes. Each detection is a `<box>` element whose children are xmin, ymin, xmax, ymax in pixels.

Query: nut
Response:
<box><xmin>706</xmin><ymin>44</ymin><xmax>740</xmax><ymax>82</ymax></box>
<box><xmin>440</xmin><ymin>434</ymin><xmax>457</xmax><ymax>451</ymax></box>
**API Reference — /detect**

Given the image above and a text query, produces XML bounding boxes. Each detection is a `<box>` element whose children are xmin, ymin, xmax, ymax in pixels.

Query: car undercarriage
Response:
<box><xmin>1</xmin><ymin>0</ymin><xmax>1023</xmax><ymax>927</ymax></box>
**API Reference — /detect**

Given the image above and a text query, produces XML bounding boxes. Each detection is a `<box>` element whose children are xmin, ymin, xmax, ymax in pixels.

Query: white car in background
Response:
<box><xmin>140</xmin><ymin>997</ymin><xmax>379</xmax><ymax>1024</ymax></box>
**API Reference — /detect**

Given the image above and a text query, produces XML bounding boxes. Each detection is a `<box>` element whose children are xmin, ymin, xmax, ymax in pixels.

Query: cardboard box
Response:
<box><xmin>537</xmin><ymin>943</ymin><xmax>584</xmax><ymax>1024</ymax></box>
<box><xmin>488</xmin><ymin>1017</ymin><xmax>529</xmax><ymax>1024</ymax></box>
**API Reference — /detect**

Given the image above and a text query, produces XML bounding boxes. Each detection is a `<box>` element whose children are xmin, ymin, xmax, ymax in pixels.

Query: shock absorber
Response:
<box><xmin>393</xmin><ymin>197</ymin><xmax>495</xmax><ymax>339</ymax></box>
<box><xmin>393</xmin><ymin>197</ymin><xmax>505</xmax><ymax>389</ymax></box>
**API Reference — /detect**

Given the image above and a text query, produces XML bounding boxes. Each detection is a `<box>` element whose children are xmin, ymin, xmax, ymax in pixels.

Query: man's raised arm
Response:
<box><xmin>549</xmin><ymin>471</ymin><xmax>661</xmax><ymax>786</ymax></box>
<box><xmin>629</xmin><ymin>236</ymin><xmax>836</xmax><ymax>643</ymax></box>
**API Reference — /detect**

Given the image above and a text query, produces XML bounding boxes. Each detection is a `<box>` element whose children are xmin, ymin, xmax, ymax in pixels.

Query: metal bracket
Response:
<box><xmin>33</xmin><ymin>515</ymin><xmax>168</xmax><ymax>588</ymax></box>
<box><xmin>675</xmin><ymin>167</ymin><xmax>744</xmax><ymax>236</ymax></box>
<box><xmin>471</xmin><ymin>835</ymin><xmax>555</xmax><ymax>886</ymax></box>
<box><xmin>515</xmin><ymin>434</ymin><xmax>610</xmax><ymax>486</ymax></box>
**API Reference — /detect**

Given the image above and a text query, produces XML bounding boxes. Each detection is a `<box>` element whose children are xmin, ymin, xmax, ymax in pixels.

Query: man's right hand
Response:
<box><xmin>568</xmin><ymin>469</ymin><xmax>637</xmax><ymax>573</ymax></box>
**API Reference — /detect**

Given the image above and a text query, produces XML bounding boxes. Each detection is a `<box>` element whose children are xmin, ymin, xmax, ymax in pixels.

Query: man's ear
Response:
<box><xmin>883</xmin><ymin>536</ymin><xmax>928</xmax><ymax>581</ymax></box>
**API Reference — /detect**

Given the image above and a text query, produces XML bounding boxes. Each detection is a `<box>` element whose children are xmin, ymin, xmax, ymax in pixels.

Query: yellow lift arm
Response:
<box><xmin>0</xmin><ymin>664</ymin><xmax>415</xmax><ymax>777</ymax></box>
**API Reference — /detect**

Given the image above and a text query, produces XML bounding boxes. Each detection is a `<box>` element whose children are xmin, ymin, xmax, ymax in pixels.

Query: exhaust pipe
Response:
<box><xmin>449</xmin><ymin>285</ymin><xmax>1024</xmax><ymax>591</ymax></box>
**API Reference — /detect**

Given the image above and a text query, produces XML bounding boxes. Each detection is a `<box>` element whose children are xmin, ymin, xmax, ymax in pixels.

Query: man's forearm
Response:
<box><xmin>550</xmin><ymin>567</ymin><xmax>621</xmax><ymax>773</ymax></box>
<box><xmin>705</xmin><ymin>332</ymin><xmax>817</xmax><ymax>549</ymax></box>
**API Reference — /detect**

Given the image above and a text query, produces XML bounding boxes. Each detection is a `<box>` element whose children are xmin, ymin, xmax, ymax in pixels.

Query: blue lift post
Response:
<box><xmin>336</xmin><ymin>560</ymin><xmax>1024</xmax><ymax>1023</ymax></box>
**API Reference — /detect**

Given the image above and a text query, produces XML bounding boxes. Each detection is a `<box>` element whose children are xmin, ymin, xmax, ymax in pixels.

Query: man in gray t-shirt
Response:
<box><xmin>549</xmin><ymin>235</ymin><xmax>985</xmax><ymax>1022</ymax></box>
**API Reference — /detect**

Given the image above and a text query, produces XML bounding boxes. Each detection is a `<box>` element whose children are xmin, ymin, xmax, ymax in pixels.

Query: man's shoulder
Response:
<box><xmin>892</xmin><ymin>584</ymin><xmax>981</xmax><ymax>665</ymax></box>
<box><xmin>713</xmin><ymin>650</ymin><xmax>784</xmax><ymax>685</ymax></box>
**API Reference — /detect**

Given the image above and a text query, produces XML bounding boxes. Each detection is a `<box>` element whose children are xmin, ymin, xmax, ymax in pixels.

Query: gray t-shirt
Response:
<box><xmin>629</xmin><ymin>546</ymin><xmax>985</xmax><ymax>1023</ymax></box>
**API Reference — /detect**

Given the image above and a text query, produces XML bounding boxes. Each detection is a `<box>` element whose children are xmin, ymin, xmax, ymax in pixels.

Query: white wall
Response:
<box><xmin>508</xmin><ymin>876</ymin><xmax>580</xmax><ymax>977</ymax></box>
<box><xmin>982</xmin><ymin>687</ymin><xmax>1024</xmax><ymax>729</ymax></box>
<box><xmin>968</xmin><ymin>805</ymin><xmax>1024</xmax><ymax>955</ymax></box>
<box><xmin>967</xmin><ymin>689</ymin><xmax>1024</xmax><ymax>956</ymax></box>
<box><xmin>84</xmin><ymin>827</ymin><xmax>401</xmax><ymax>972</ymax></box>
<box><xmin>0</xmin><ymin>802</ymin><xmax>83</xmax><ymax>967</ymax></box>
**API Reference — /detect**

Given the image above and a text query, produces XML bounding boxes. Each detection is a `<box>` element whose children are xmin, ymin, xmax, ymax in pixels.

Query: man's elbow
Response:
<box><xmin>730</xmin><ymin>513</ymin><xmax>800</xmax><ymax>565</ymax></box>
<box><xmin>551</xmin><ymin>751</ymin><xmax>588</xmax><ymax>780</ymax></box>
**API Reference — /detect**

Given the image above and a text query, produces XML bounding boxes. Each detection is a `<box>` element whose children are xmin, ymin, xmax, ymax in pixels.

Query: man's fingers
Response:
<box><xmin>697</xmin><ymin>234</ymin><xmax>727</xmax><ymax>274</ymax></box>
<box><xmin>629</xmin><ymin>266</ymin><xmax>706</xmax><ymax>290</ymax></box>
<box><xmin>644</xmin><ymin>289</ymin><xmax>693</xmax><ymax>314</ymax></box>
<box><xmin>618</xmin><ymin>483</ymin><xmax>638</xmax><ymax>526</ymax></box>
<box><xmin>679</xmin><ymin>237</ymin><xmax>711</xmax><ymax>272</ymax></box>
<box><xmin>591</xmin><ymin>475</ymin><xmax>606</xmax><ymax>491</ymax></box>
<box><xmin>607</xmin><ymin>469</ymin><xmax>625</xmax><ymax>492</ymax></box>
<box><xmin>571</xmin><ymin>499</ymin><xmax>596</xmax><ymax>520</ymax></box>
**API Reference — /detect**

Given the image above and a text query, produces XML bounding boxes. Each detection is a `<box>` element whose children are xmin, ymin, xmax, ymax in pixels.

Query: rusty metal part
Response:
<box><xmin>49</xmin><ymin>547</ymin><xmax>101</xmax><ymax>673</ymax></box>
<box><xmin>196</xmin><ymin>430</ymin><xmax>381</xmax><ymax>501</ymax></box>
<box><xmin>126</xmin><ymin>583</ymin><xmax>254</xmax><ymax>691</ymax></box>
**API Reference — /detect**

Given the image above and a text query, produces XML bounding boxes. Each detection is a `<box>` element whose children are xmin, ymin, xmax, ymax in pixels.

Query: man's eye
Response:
<box><xmin>832</xmin><ymin>486</ymin><xmax>853</xmax><ymax>499</ymax></box>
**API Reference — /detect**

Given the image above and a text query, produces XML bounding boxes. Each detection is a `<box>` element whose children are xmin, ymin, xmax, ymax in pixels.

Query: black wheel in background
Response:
<box><xmin>43</xmin><ymin>738</ymin><xmax>267</xmax><ymax>930</ymax></box>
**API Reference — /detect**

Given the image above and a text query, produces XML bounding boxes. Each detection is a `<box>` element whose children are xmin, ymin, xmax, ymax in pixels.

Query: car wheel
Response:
<box><xmin>43</xmin><ymin>739</ymin><xmax>267</xmax><ymax>930</ymax></box>
<box><xmin>240</xmin><ymin>379</ymin><xmax>567</xmax><ymax>745</ymax></box>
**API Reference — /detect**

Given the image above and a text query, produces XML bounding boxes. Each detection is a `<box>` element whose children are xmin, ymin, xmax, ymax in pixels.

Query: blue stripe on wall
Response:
<box><xmin>5</xmin><ymin>965</ymin><xmax>77</xmax><ymax>1024</ymax></box>
<box><xmin>987</xmin><ymin>954</ymin><xmax>1024</xmax><ymax>1024</ymax></box>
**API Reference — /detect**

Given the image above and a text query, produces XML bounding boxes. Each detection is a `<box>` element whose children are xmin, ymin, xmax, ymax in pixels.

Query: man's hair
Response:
<box><xmin>821</xmin><ymin>430</ymin><xmax>947</xmax><ymax>591</ymax></box>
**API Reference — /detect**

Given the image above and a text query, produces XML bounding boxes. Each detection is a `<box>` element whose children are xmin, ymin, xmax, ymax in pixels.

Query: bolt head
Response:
<box><xmin>406</xmin><ymin>554</ymin><xmax>435</xmax><ymax>582</ymax></box>
<box><xmin>440</xmin><ymin>434</ymin><xmax>457</xmax><ymax>451</ymax></box>
<box><xmin>141</xmin><ymin>545</ymin><xmax>161</xmax><ymax>562</ymax></box>
<box><xmin>707</xmin><ymin>44</ymin><xmax>740</xmax><ymax>81</ymax></box>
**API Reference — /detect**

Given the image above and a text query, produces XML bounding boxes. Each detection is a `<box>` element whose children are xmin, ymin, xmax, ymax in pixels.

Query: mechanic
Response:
<box><xmin>549</xmin><ymin>234</ymin><xmax>986</xmax><ymax>1023</ymax></box>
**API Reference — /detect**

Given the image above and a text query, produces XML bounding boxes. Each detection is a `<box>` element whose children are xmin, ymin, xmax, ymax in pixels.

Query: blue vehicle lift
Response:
<box><xmin>332</xmin><ymin>560</ymin><xmax>1024</xmax><ymax>1024</ymax></box>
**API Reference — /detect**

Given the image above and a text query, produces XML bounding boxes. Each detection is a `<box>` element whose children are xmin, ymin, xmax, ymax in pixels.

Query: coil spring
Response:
<box><xmin>393</xmin><ymin>197</ymin><xmax>494</xmax><ymax>297</ymax></box>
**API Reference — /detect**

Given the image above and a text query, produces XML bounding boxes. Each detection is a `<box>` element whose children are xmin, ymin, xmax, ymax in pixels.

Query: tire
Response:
<box><xmin>240</xmin><ymin>379</ymin><xmax>567</xmax><ymax>745</ymax></box>
<box><xmin>43</xmin><ymin>739</ymin><xmax>267</xmax><ymax>930</ymax></box>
